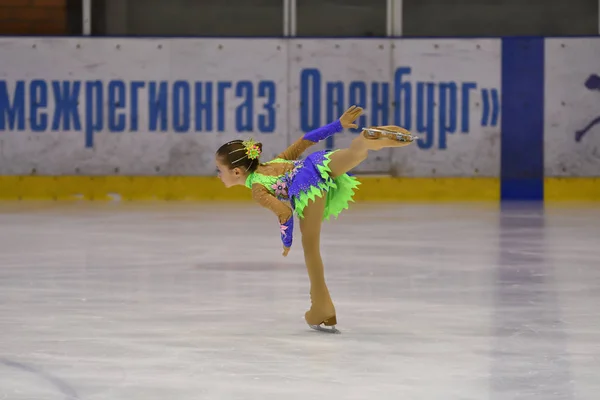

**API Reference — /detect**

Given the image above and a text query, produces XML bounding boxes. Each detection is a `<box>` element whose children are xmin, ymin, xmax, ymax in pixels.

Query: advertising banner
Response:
<box><xmin>0</xmin><ymin>37</ymin><xmax>501</xmax><ymax>176</ymax></box>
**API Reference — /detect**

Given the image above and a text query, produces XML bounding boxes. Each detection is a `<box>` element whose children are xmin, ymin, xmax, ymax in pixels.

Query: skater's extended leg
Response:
<box><xmin>327</xmin><ymin>125</ymin><xmax>413</xmax><ymax>178</ymax></box>
<box><xmin>326</xmin><ymin>135</ymin><xmax>370</xmax><ymax>179</ymax></box>
<box><xmin>299</xmin><ymin>194</ymin><xmax>337</xmax><ymax>331</ymax></box>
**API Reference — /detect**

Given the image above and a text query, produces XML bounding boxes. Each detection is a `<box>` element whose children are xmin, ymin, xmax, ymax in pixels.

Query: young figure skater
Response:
<box><xmin>215</xmin><ymin>106</ymin><xmax>414</xmax><ymax>333</ymax></box>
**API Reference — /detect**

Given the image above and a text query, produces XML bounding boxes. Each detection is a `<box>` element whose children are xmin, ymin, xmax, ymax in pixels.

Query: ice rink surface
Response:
<box><xmin>0</xmin><ymin>201</ymin><xmax>598</xmax><ymax>400</ymax></box>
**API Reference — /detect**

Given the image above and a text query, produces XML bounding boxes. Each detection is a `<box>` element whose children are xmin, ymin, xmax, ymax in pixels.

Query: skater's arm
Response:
<box><xmin>276</xmin><ymin>120</ymin><xmax>343</xmax><ymax>160</ymax></box>
<box><xmin>277</xmin><ymin>106</ymin><xmax>362</xmax><ymax>160</ymax></box>
<box><xmin>251</xmin><ymin>184</ymin><xmax>292</xmax><ymax>223</ymax></box>
<box><xmin>277</xmin><ymin>120</ymin><xmax>344</xmax><ymax>160</ymax></box>
<box><xmin>276</xmin><ymin>137</ymin><xmax>317</xmax><ymax>161</ymax></box>
<box><xmin>251</xmin><ymin>184</ymin><xmax>294</xmax><ymax>249</ymax></box>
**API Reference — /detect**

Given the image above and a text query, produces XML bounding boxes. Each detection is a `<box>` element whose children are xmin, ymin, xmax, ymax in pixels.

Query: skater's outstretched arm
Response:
<box><xmin>251</xmin><ymin>184</ymin><xmax>294</xmax><ymax>254</ymax></box>
<box><xmin>276</xmin><ymin>106</ymin><xmax>363</xmax><ymax>160</ymax></box>
<box><xmin>276</xmin><ymin>137</ymin><xmax>321</xmax><ymax>161</ymax></box>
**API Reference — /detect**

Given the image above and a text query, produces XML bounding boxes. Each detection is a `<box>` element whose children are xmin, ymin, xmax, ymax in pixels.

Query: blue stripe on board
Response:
<box><xmin>500</xmin><ymin>38</ymin><xmax>545</xmax><ymax>201</ymax></box>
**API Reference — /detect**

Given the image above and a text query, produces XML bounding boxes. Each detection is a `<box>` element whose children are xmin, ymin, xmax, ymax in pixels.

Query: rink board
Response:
<box><xmin>0</xmin><ymin>37</ymin><xmax>599</xmax><ymax>201</ymax></box>
<box><xmin>0</xmin><ymin>38</ymin><xmax>290</xmax><ymax>176</ymax></box>
<box><xmin>543</xmin><ymin>38</ymin><xmax>600</xmax><ymax>201</ymax></box>
<box><xmin>544</xmin><ymin>38</ymin><xmax>600</xmax><ymax>178</ymax></box>
<box><xmin>0</xmin><ymin>37</ymin><xmax>500</xmax><ymax>177</ymax></box>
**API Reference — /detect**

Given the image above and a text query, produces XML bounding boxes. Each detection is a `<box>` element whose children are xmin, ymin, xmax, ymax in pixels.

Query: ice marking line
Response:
<box><xmin>0</xmin><ymin>358</ymin><xmax>80</xmax><ymax>400</ymax></box>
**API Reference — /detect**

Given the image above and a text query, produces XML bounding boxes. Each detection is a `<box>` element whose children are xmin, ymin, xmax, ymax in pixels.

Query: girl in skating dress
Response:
<box><xmin>215</xmin><ymin>106</ymin><xmax>414</xmax><ymax>333</ymax></box>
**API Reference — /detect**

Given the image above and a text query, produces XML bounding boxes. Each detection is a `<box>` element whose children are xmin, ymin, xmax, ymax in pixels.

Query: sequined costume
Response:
<box><xmin>244</xmin><ymin>120</ymin><xmax>361</xmax><ymax>249</ymax></box>
<box><xmin>229</xmin><ymin>108</ymin><xmax>414</xmax><ymax>334</ymax></box>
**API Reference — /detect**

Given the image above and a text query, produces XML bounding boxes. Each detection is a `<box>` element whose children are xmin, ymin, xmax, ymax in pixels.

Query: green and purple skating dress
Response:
<box><xmin>244</xmin><ymin>120</ymin><xmax>361</xmax><ymax>248</ymax></box>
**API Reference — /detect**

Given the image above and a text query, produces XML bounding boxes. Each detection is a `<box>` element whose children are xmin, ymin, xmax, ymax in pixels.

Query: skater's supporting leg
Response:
<box><xmin>299</xmin><ymin>194</ymin><xmax>337</xmax><ymax>328</ymax></box>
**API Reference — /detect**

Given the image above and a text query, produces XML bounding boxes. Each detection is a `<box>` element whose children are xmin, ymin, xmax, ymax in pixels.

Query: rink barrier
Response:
<box><xmin>0</xmin><ymin>37</ymin><xmax>599</xmax><ymax>202</ymax></box>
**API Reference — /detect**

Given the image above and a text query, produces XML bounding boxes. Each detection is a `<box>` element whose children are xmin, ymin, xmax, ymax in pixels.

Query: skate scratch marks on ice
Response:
<box><xmin>0</xmin><ymin>358</ymin><xmax>80</xmax><ymax>400</ymax></box>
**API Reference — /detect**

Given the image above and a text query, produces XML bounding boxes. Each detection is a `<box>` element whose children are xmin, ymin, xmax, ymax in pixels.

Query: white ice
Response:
<box><xmin>0</xmin><ymin>202</ymin><xmax>599</xmax><ymax>400</ymax></box>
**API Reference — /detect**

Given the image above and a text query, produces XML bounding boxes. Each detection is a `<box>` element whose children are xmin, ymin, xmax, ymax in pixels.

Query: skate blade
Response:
<box><xmin>363</xmin><ymin>127</ymin><xmax>418</xmax><ymax>142</ymax></box>
<box><xmin>309</xmin><ymin>324</ymin><xmax>341</xmax><ymax>334</ymax></box>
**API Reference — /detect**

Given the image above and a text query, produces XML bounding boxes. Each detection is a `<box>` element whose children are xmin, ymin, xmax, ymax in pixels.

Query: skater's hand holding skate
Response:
<box><xmin>339</xmin><ymin>105</ymin><xmax>363</xmax><ymax>129</ymax></box>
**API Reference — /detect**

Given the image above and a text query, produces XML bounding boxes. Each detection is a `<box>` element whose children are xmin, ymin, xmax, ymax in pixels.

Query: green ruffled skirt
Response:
<box><xmin>288</xmin><ymin>150</ymin><xmax>361</xmax><ymax>220</ymax></box>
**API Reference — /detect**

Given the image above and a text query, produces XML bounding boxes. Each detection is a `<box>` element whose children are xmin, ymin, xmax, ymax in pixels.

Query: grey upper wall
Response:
<box><xmin>403</xmin><ymin>0</ymin><xmax>598</xmax><ymax>36</ymax></box>
<box><xmin>93</xmin><ymin>0</ymin><xmax>599</xmax><ymax>37</ymax></box>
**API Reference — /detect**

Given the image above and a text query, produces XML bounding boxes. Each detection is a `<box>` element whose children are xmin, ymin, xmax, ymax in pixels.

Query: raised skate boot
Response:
<box><xmin>361</xmin><ymin>125</ymin><xmax>417</xmax><ymax>149</ymax></box>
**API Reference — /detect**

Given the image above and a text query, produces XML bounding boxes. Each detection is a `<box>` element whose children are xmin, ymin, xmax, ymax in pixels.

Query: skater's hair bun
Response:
<box><xmin>216</xmin><ymin>139</ymin><xmax>263</xmax><ymax>173</ymax></box>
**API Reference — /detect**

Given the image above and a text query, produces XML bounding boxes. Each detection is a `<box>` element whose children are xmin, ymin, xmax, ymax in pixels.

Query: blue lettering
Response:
<box><xmin>393</xmin><ymin>67</ymin><xmax>412</xmax><ymax>129</ymax></box>
<box><xmin>325</xmin><ymin>82</ymin><xmax>343</xmax><ymax>148</ymax></box>
<box><xmin>491</xmin><ymin>88</ymin><xmax>500</xmax><ymax>127</ymax></box>
<box><xmin>130</xmin><ymin>81</ymin><xmax>144</xmax><ymax>131</ymax></box>
<box><xmin>108</xmin><ymin>80</ymin><xmax>126</xmax><ymax>132</ymax></box>
<box><xmin>30</xmin><ymin>80</ymin><xmax>48</xmax><ymax>132</ymax></box>
<box><xmin>326</xmin><ymin>82</ymin><xmax>344</xmax><ymax>120</ymax></box>
<box><xmin>349</xmin><ymin>81</ymin><xmax>366</xmax><ymax>133</ymax></box>
<box><xmin>149</xmin><ymin>81</ymin><xmax>168</xmax><ymax>132</ymax></box>
<box><xmin>416</xmin><ymin>82</ymin><xmax>435</xmax><ymax>150</ymax></box>
<box><xmin>258</xmin><ymin>81</ymin><xmax>275</xmax><ymax>132</ymax></box>
<box><xmin>195</xmin><ymin>82</ymin><xmax>213</xmax><ymax>131</ymax></box>
<box><xmin>85</xmin><ymin>81</ymin><xmax>103</xmax><ymax>148</ymax></box>
<box><xmin>300</xmin><ymin>68</ymin><xmax>321</xmax><ymax>132</ymax></box>
<box><xmin>438</xmin><ymin>82</ymin><xmax>457</xmax><ymax>149</ymax></box>
<box><xmin>481</xmin><ymin>88</ymin><xmax>500</xmax><ymax>127</ymax></box>
<box><xmin>51</xmin><ymin>81</ymin><xmax>81</xmax><ymax>131</ymax></box>
<box><xmin>0</xmin><ymin>81</ymin><xmax>25</xmax><ymax>130</ymax></box>
<box><xmin>217</xmin><ymin>81</ymin><xmax>232</xmax><ymax>132</ymax></box>
<box><xmin>371</xmin><ymin>83</ymin><xmax>389</xmax><ymax>126</ymax></box>
<box><xmin>235</xmin><ymin>81</ymin><xmax>253</xmax><ymax>132</ymax></box>
<box><xmin>173</xmin><ymin>81</ymin><xmax>190</xmax><ymax>133</ymax></box>
<box><xmin>461</xmin><ymin>82</ymin><xmax>476</xmax><ymax>133</ymax></box>
<box><xmin>0</xmin><ymin>76</ymin><xmax>499</xmax><ymax>151</ymax></box>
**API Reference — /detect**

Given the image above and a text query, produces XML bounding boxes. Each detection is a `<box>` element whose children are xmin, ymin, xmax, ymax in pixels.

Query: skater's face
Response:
<box><xmin>216</xmin><ymin>156</ymin><xmax>246</xmax><ymax>188</ymax></box>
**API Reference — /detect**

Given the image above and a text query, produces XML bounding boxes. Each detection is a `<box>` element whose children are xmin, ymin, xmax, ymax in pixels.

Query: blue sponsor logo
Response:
<box><xmin>575</xmin><ymin>74</ymin><xmax>600</xmax><ymax>142</ymax></box>
<box><xmin>0</xmin><ymin>79</ymin><xmax>277</xmax><ymax>147</ymax></box>
<box><xmin>0</xmin><ymin>67</ymin><xmax>500</xmax><ymax>150</ymax></box>
<box><xmin>301</xmin><ymin>67</ymin><xmax>500</xmax><ymax>150</ymax></box>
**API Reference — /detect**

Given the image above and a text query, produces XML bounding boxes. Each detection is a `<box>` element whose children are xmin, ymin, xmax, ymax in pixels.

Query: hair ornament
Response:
<box><xmin>243</xmin><ymin>138</ymin><xmax>261</xmax><ymax>160</ymax></box>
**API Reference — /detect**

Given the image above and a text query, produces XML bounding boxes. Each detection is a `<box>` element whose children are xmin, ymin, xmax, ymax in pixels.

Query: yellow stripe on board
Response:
<box><xmin>353</xmin><ymin>177</ymin><xmax>500</xmax><ymax>201</ymax></box>
<box><xmin>2</xmin><ymin>176</ymin><xmax>597</xmax><ymax>201</ymax></box>
<box><xmin>0</xmin><ymin>176</ymin><xmax>251</xmax><ymax>201</ymax></box>
<box><xmin>0</xmin><ymin>176</ymin><xmax>500</xmax><ymax>201</ymax></box>
<box><xmin>545</xmin><ymin>178</ymin><xmax>600</xmax><ymax>201</ymax></box>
